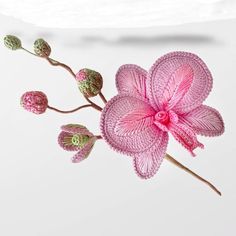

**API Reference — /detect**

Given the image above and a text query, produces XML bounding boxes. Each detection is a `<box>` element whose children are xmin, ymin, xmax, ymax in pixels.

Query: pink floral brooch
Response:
<box><xmin>5</xmin><ymin>35</ymin><xmax>224</xmax><ymax>195</ymax></box>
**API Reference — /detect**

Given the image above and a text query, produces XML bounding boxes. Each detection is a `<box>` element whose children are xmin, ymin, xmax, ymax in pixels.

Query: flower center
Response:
<box><xmin>71</xmin><ymin>134</ymin><xmax>90</xmax><ymax>147</ymax></box>
<box><xmin>71</xmin><ymin>134</ymin><xmax>81</xmax><ymax>146</ymax></box>
<box><xmin>155</xmin><ymin>111</ymin><xmax>169</xmax><ymax>124</ymax></box>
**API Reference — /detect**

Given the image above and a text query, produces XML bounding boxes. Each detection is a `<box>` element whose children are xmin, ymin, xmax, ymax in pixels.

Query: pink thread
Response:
<box><xmin>20</xmin><ymin>91</ymin><xmax>48</xmax><ymax>114</ymax></box>
<box><xmin>100</xmin><ymin>51</ymin><xmax>224</xmax><ymax>179</ymax></box>
<box><xmin>58</xmin><ymin>124</ymin><xmax>96</xmax><ymax>162</ymax></box>
<box><xmin>76</xmin><ymin>69</ymin><xmax>87</xmax><ymax>81</ymax></box>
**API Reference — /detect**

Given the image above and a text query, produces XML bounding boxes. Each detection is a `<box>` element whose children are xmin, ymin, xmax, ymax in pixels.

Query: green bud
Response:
<box><xmin>4</xmin><ymin>35</ymin><xmax>22</xmax><ymax>50</ymax></box>
<box><xmin>34</xmin><ymin>38</ymin><xmax>51</xmax><ymax>57</ymax></box>
<box><xmin>76</xmin><ymin>68</ymin><xmax>103</xmax><ymax>97</ymax></box>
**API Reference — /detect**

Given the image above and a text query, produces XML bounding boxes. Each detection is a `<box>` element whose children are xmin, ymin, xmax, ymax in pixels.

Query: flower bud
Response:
<box><xmin>34</xmin><ymin>38</ymin><xmax>51</xmax><ymax>57</ymax></box>
<box><xmin>4</xmin><ymin>35</ymin><xmax>22</xmax><ymax>50</ymax></box>
<box><xmin>76</xmin><ymin>69</ymin><xmax>103</xmax><ymax>97</ymax></box>
<box><xmin>20</xmin><ymin>91</ymin><xmax>48</xmax><ymax>114</ymax></box>
<box><xmin>58</xmin><ymin>124</ymin><xmax>97</xmax><ymax>163</ymax></box>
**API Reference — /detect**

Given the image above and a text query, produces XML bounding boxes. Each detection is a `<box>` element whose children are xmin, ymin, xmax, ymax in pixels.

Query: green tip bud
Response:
<box><xmin>4</xmin><ymin>35</ymin><xmax>22</xmax><ymax>50</ymax></box>
<box><xmin>34</xmin><ymin>38</ymin><xmax>51</xmax><ymax>57</ymax></box>
<box><xmin>76</xmin><ymin>69</ymin><xmax>103</xmax><ymax>97</ymax></box>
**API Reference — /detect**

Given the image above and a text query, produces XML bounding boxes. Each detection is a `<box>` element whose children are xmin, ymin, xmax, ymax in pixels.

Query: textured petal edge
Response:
<box><xmin>115</xmin><ymin>64</ymin><xmax>148</xmax><ymax>98</ymax></box>
<box><xmin>100</xmin><ymin>94</ymin><xmax>154</xmax><ymax>156</ymax></box>
<box><xmin>147</xmin><ymin>51</ymin><xmax>213</xmax><ymax>112</ymax></box>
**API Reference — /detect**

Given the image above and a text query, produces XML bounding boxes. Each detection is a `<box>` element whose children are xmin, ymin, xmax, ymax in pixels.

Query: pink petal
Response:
<box><xmin>100</xmin><ymin>94</ymin><xmax>160</xmax><ymax>156</ymax></box>
<box><xmin>72</xmin><ymin>138</ymin><xmax>96</xmax><ymax>163</ymax></box>
<box><xmin>169</xmin><ymin>123</ymin><xmax>204</xmax><ymax>156</ymax></box>
<box><xmin>115</xmin><ymin>106</ymin><xmax>155</xmax><ymax>136</ymax></box>
<box><xmin>133</xmin><ymin>131</ymin><xmax>168</xmax><ymax>179</ymax></box>
<box><xmin>147</xmin><ymin>51</ymin><xmax>213</xmax><ymax>114</ymax></box>
<box><xmin>58</xmin><ymin>131</ymin><xmax>81</xmax><ymax>152</ymax></box>
<box><xmin>165</xmin><ymin>64</ymin><xmax>194</xmax><ymax>110</ymax></box>
<box><xmin>180</xmin><ymin>105</ymin><xmax>224</xmax><ymax>137</ymax></box>
<box><xmin>61</xmin><ymin>124</ymin><xmax>93</xmax><ymax>136</ymax></box>
<box><xmin>116</xmin><ymin>64</ymin><xmax>147</xmax><ymax>98</ymax></box>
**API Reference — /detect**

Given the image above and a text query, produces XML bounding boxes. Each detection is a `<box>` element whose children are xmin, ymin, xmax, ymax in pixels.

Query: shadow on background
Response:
<box><xmin>60</xmin><ymin>34</ymin><xmax>222</xmax><ymax>48</ymax></box>
<box><xmin>80</xmin><ymin>34</ymin><xmax>217</xmax><ymax>45</ymax></box>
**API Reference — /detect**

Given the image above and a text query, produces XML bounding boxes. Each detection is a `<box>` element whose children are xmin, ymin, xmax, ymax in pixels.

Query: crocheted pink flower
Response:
<box><xmin>100</xmin><ymin>51</ymin><xmax>224</xmax><ymax>179</ymax></box>
<box><xmin>58</xmin><ymin>124</ymin><xmax>97</xmax><ymax>163</ymax></box>
<box><xmin>20</xmin><ymin>91</ymin><xmax>48</xmax><ymax>114</ymax></box>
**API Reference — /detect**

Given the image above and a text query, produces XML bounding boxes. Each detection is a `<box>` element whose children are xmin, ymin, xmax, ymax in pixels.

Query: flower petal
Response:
<box><xmin>61</xmin><ymin>124</ymin><xmax>93</xmax><ymax>136</ymax></box>
<box><xmin>180</xmin><ymin>105</ymin><xmax>224</xmax><ymax>137</ymax></box>
<box><xmin>100</xmin><ymin>94</ymin><xmax>160</xmax><ymax>156</ymax></box>
<box><xmin>147</xmin><ymin>51</ymin><xmax>213</xmax><ymax>113</ymax></box>
<box><xmin>115</xmin><ymin>106</ymin><xmax>155</xmax><ymax>136</ymax></box>
<box><xmin>72</xmin><ymin>137</ymin><xmax>96</xmax><ymax>163</ymax></box>
<box><xmin>133</xmin><ymin>131</ymin><xmax>168</xmax><ymax>179</ymax></box>
<box><xmin>116</xmin><ymin>64</ymin><xmax>147</xmax><ymax>98</ymax></box>
<box><xmin>165</xmin><ymin>64</ymin><xmax>194</xmax><ymax>110</ymax></box>
<box><xmin>58</xmin><ymin>131</ymin><xmax>81</xmax><ymax>151</ymax></box>
<box><xmin>169</xmin><ymin>123</ymin><xmax>204</xmax><ymax>156</ymax></box>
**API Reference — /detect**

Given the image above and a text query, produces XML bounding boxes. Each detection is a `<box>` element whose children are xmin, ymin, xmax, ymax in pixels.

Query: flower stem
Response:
<box><xmin>21</xmin><ymin>47</ymin><xmax>76</xmax><ymax>78</ymax></box>
<box><xmin>84</xmin><ymin>96</ymin><xmax>103</xmax><ymax>111</ymax></box>
<box><xmin>165</xmin><ymin>153</ymin><xmax>221</xmax><ymax>196</ymax></box>
<box><xmin>99</xmin><ymin>92</ymin><xmax>107</xmax><ymax>104</ymax></box>
<box><xmin>21</xmin><ymin>47</ymin><xmax>39</xmax><ymax>57</ymax></box>
<box><xmin>47</xmin><ymin>104</ymin><xmax>92</xmax><ymax>114</ymax></box>
<box><xmin>21</xmin><ymin>47</ymin><xmax>104</xmax><ymax>111</ymax></box>
<box><xmin>45</xmin><ymin>57</ymin><xmax>76</xmax><ymax>78</ymax></box>
<box><xmin>95</xmin><ymin>135</ymin><xmax>103</xmax><ymax>139</ymax></box>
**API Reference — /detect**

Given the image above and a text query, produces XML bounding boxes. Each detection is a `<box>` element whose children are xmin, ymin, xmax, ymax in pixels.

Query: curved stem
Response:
<box><xmin>21</xmin><ymin>47</ymin><xmax>59</xmax><ymax>62</ymax></box>
<box><xmin>99</xmin><ymin>92</ymin><xmax>107</xmax><ymax>104</ymax></box>
<box><xmin>84</xmin><ymin>96</ymin><xmax>103</xmax><ymax>111</ymax></box>
<box><xmin>21</xmin><ymin>47</ymin><xmax>104</xmax><ymax>111</ymax></box>
<box><xmin>165</xmin><ymin>153</ymin><xmax>221</xmax><ymax>196</ymax></box>
<box><xmin>47</xmin><ymin>104</ymin><xmax>92</xmax><ymax>114</ymax></box>
<box><xmin>21</xmin><ymin>47</ymin><xmax>76</xmax><ymax>78</ymax></box>
<box><xmin>21</xmin><ymin>47</ymin><xmax>39</xmax><ymax>57</ymax></box>
<box><xmin>95</xmin><ymin>135</ymin><xmax>103</xmax><ymax>139</ymax></box>
<box><xmin>45</xmin><ymin>57</ymin><xmax>76</xmax><ymax>78</ymax></box>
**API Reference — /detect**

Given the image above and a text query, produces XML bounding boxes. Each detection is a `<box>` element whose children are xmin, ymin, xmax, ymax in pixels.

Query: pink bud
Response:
<box><xmin>20</xmin><ymin>91</ymin><xmax>48</xmax><ymax>114</ymax></box>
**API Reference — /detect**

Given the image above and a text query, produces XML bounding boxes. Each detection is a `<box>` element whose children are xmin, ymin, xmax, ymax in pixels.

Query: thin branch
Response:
<box><xmin>84</xmin><ymin>96</ymin><xmax>103</xmax><ymax>111</ymax></box>
<box><xmin>47</xmin><ymin>104</ymin><xmax>92</xmax><ymax>114</ymax></box>
<box><xmin>165</xmin><ymin>153</ymin><xmax>221</xmax><ymax>196</ymax></box>
<box><xmin>45</xmin><ymin>57</ymin><xmax>76</xmax><ymax>78</ymax></box>
<box><xmin>21</xmin><ymin>47</ymin><xmax>60</xmax><ymax>63</ymax></box>
<box><xmin>99</xmin><ymin>92</ymin><xmax>107</xmax><ymax>104</ymax></box>
<box><xmin>21</xmin><ymin>47</ymin><xmax>105</xmax><ymax>111</ymax></box>
<box><xmin>95</xmin><ymin>135</ymin><xmax>103</xmax><ymax>139</ymax></box>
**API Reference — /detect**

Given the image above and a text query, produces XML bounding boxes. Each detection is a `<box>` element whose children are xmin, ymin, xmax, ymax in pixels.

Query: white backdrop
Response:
<box><xmin>0</xmin><ymin>0</ymin><xmax>236</xmax><ymax>28</ymax></box>
<box><xmin>0</xmin><ymin>10</ymin><xmax>236</xmax><ymax>236</ymax></box>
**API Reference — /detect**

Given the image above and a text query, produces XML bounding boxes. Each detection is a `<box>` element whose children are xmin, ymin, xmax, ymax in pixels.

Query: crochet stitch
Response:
<box><xmin>4</xmin><ymin>35</ymin><xmax>224</xmax><ymax>195</ymax></box>
<box><xmin>100</xmin><ymin>52</ymin><xmax>224</xmax><ymax>179</ymax></box>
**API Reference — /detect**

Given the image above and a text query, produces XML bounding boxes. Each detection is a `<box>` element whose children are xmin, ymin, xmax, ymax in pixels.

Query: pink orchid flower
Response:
<box><xmin>100</xmin><ymin>51</ymin><xmax>224</xmax><ymax>179</ymax></box>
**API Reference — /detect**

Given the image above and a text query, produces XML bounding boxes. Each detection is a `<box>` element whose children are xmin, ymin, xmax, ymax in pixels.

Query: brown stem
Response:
<box><xmin>21</xmin><ymin>47</ymin><xmax>104</xmax><ymax>111</ymax></box>
<box><xmin>99</xmin><ymin>92</ymin><xmax>107</xmax><ymax>104</ymax></box>
<box><xmin>45</xmin><ymin>57</ymin><xmax>76</xmax><ymax>78</ymax></box>
<box><xmin>96</xmin><ymin>135</ymin><xmax>103</xmax><ymax>139</ymax></box>
<box><xmin>84</xmin><ymin>96</ymin><xmax>103</xmax><ymax>111</ymax></box>
<box><xmin>165</xmin><ymin>153</ymin><xmax>221</xmax><ymax>196</ymax></box>
<box><xmin>47</xmin><ymin>104</ymin><xmax>92</xmax><ymax>114</ymax></box>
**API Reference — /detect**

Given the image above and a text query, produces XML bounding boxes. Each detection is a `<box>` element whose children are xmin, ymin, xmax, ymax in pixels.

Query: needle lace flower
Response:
<box><xmin>100</xmin><ymin>51</ymin><xmax>224</xmax><ymax>179</ymax></box>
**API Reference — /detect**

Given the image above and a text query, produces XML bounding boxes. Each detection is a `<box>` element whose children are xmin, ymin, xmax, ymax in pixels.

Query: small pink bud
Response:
<box><xmin>20</xmin><ymin>91</ymin><xmax>48</xmax><ymax>114</ymax></box>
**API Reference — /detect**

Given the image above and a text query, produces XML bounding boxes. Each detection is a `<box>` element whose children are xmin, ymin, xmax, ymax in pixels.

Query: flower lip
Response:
<box><xmin>155</xmin><ymin>111</ymin><xmax>169</xmax><ymax>124</ymax></box>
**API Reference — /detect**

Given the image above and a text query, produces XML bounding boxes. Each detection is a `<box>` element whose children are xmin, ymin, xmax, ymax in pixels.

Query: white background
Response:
<box><xmin>0</xmin><ymin>10</ymin><xmax>236</xmax><ymax>236</ymax></box>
